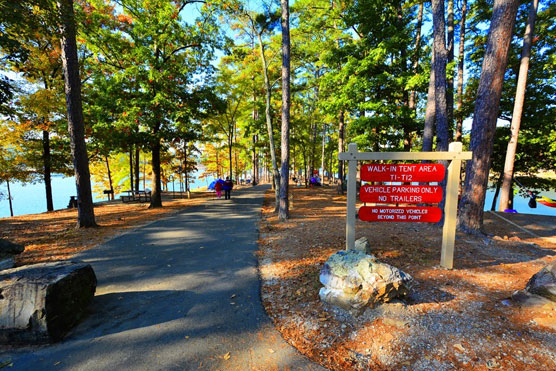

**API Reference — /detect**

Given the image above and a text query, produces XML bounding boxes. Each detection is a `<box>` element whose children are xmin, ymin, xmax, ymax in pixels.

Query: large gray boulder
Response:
<box><xmin>525</xmin><ymin>260</ymin><xmax>556</xmax><ymax>302</ymax></box>
<box><xmin>0</xmin><ymin>239</ymin><xmax>24</xmax><ymax>271</ymax></box>
<box><xmin>0</xmin><ymin>261</ymin><xmax>97</xmax><ymax>344</ymax></box>
<box><xmin>319</xmin><ymin>250</ymin><xmax>413</xmax><ymax>310</ymax></box>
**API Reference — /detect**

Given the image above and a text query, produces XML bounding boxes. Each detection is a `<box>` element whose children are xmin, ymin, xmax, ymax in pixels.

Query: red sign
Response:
<box><xmin>359</xmin><ymin>206</ymin><xmax>442</xmax><ymax>223</ymax></box>
<box><xmin>361</xmin><ymin>163</ymin><xmax>445</xmax><ymax>182</ymax></box>
<box><xmin>360</xmin><ymin>185</ymin><xmax>443</xmax><ymax>204</ymax></box>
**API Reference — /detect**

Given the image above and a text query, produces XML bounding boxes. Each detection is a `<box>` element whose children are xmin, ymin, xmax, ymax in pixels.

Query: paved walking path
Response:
<box><xmin>1</xmin><ymin>185</ymin><xmax>323</xmax><ymax>370</ymax></box>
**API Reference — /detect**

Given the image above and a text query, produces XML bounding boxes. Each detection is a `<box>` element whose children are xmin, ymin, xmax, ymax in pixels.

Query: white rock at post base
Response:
<box><xmin>319</xmin><ymin>250</ymin><xmax>413</xmax><ymax>310</ymax></box>
<box><xmin>352</xmin><ymin>236</ymin><xmax>372</xmax><ymax>254</ymax></box>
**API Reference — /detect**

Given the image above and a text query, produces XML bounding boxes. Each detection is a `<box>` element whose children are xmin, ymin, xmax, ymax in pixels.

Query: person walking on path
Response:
<box><xmin>214</xmin><ymin>179</ymin><xmax>223</xmax><ymax>199</ymax></box>
<box><xmin>223</xmin><ymin>177</ymin><xmax>233</xmax><ymax>200</ymax></box>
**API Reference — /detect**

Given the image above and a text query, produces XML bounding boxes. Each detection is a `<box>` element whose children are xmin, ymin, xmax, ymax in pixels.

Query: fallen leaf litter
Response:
<box><xmin>258</xmin><ymin>186</ymin><xmax>556</xmax><ymax>370</ymax></box>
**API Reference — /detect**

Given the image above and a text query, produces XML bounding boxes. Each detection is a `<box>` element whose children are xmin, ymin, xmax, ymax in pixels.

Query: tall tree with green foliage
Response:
<box><xmin>58</xmin><ymin>0</ymin><xmax>97</xmax><ymax>227</ymax></box>
<box><xmin>81</xmin><ymin>0</ymin><xmax>221</xmax><ymax>208</ymax></box>
<box><xmin>279</xmin><ymin>0</ymin><xmax>291</xmax><ymax>220</ymax></box>
<box><xmin>458</xmin><ymin>0</ymin><xmax>520</xmax><ymax>233</ymax></box>
<box><xmin>498</xmin><ymin>0</ymin><xmax>539</xmax><ymax>211</ymax></box>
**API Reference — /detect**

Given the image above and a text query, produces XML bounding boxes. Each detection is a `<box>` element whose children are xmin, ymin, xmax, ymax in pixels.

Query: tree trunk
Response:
<box><xmin>42</xmin><ymin>130</ymin><xmax>53</xmax><ymax>212</ymax></box>
<box><xmin>228</xmin><ymin>136</ymin><xmax>233</xmax><ymax>179</ymax></box>
<box><xmin>252</xmin><ymin>134</ymin><xmax>257</xmax><ymax>183</ymax></box>
<box><xmin>279</xmin><ymin>0</ymin><xmax>291</xmax><ymax>220</ymax></box>
<box><xmin>423</xmin><ymin>51</ymin><xmax>435</xmax><ymax>152</ymax></box>
<box><xmin>491</xmin><ymin>173</ymin><xmax>502</xmax><ymax>211</ymax></box>
<box><xmin>134</xmin><ymin>147</ymin><xmax>140</xmax><ymax>191</ymax></box>
<box><xmin>234</xmin><ymin>148</ymin><xmax>239</xmax><ymax>181</ymax></box>
<box><xmin>149</xmin><ymin>133</ymin><xmax>163</xmax><ymax>208</ymax></box>
<box><xmin>432</xmin><ymin>0</ymin><xmax>450</xmax><ymax>218</ymax></box>
<box><xmin>310</xmin><ymin>122</ymin><xmax>317</xmax><ymax>177</ymax></box>
<box><xmin>337</xmin><ymin>109</ymin><xmax>345</xmax><ymax>193</ymax></box>
<box><xmin>6</xmin><ymin>180</ymin><xmax>13</xmax><ymax>217</ymax></box>
<box><xmin>455</xmin><ymin>0</ymin><xmax>468</xmax><ymax>142</ymax></box>
<box><xmin>129</xmin><ymin>145</ymin><xmax>134</xmax><ymax>193</ymax></box>
<box><xmin>105</xmin><ymin>155</ymin><xmax>114</xmax><ymax>200</ymax></box>
<box><xmin>321</xmin><ymin>123</ymin><xmax>327</xmax><ymax>177</ymax></box>
<box><xmin>447</xmin><ymin>0</ymin><xmax>455</xmax><ymax>140</ymax></box>
<box><xmin>409</xmin><ymin>2</ymin><xmax>424</xmax><ymax>111</ymax></box>
<box><xmin>458</xmin><ymin>0</ymin><xmax>520</xmax><ymax>233</ymax></box>
<box><xmin>498</xmin><ymin>0</ymin><xmax>539</xmax><ymax>211</ymax></box>
<box><xmin>432</xmin><ymin>0</ymin><xmax>449</xmax><ymax>153</ymax></box>
<box><xmin>184</xmin><ymin>145</ymin><xmax>190</xmax><ymax>193</ymax></box>
<box><xmin>57</xmin><ymin>0</ymin><xmax>96</xmax><ymax>227</ymax></box>
<box><xmin>257</xmin><ymin>32</ymin><xmax>280</xmax><ymax>209</ymax></box>
<box><xmin>302</xmin><ymin>148</ymin><xmax>308</xmax><ymax>187</ymax></box>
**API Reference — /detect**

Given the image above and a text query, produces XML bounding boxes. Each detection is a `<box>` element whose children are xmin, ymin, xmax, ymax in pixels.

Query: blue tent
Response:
<box><xmin>208</xmin><ymin>179</ymin><xmax>224</xmax><ymax>190</ymax></box>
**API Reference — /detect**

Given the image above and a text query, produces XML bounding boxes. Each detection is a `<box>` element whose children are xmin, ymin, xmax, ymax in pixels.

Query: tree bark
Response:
<box><xmin>409</xmin><ymin>2</ymin><xmax>424</xmax><ymax>111</ymax></box>
<box><xmin>321</xmin><ymin>123</ymin><xmax>327</xmax><ymax>178</ymax></box>
<box><xmin>498</xmin><ymin>0</ymin><xmax>539</xmax><ymax>211</ymax></box>
<box><xmin>57</xmin><ymin>0</ymin><xmax>96</xmax><ymax>227</ymax></box>
<box><xmin>129</xmin><ymin>145</ymin><xmax>134</xmax><ymax>193</ymax></box>
<box><xmin>6</xmin><ymin>180</ymin><xmax>13</xmax><ymax>217</ymax></box>
<box><xmin>184</xmin><ymin>145</ymin><xmax>190</xmax><ymax>195</ymax></box>
<box><xmin>252</xmin><ymin>134</ymin><xmax>258</xmax><ymax>183</ymax></box>
<box><xmin>337</xmin><ymin>109</ymin><xmax>345</xmax><ymax>193</ymax></box>
<box><xmin>447</xmin><ymin>0</ymin><xmax>455</xmax><ymax>140</ymax></box>
<box><xmin>491</xmin><ymin>173</ymin><xmax>502</xmax><ymax>211</ymax></box>
<box><xmin>228</xmin><ymin>135</ymin><xmax>233</xmax><ymax>179</ymax></box>
<box><xmin>310</xmin><ymin>122</ymin><xmax>317</xmax><ymax>178</ymax></box>
<box><xmin>455</xmin><ymin>0</ymin><xmax>468</xmax><ymax>142</ymax></box>
<box><xmin>458</xmin><ymin>0</ymin><xmax>520</xmax><ymax>233</ymax></box>
<box><xmin>279</xmin><ymin>0</ymin><xmax>291</xmax><ymax>220</ymax></box>
<box><xmin>134</xmin><ymin>146</ymin><xmax>140</xmax><ymax>191</ymax></box>
<box><xmin>42</xmin><ymin>130</ymin><xmax>53</xmax><ymax>212</ymax></box>
<box><xmin>432</xmin><ymin>0</ymin><xmax>450</xmax><ymax>218</ymax></box>
<box><xmin>105</xmin><ymin>155</ymin><xmax>114</xmax><ymax>200</ymax></box>
<box><xmin>423</xmin><ymin>50</ymin><xmax>435</xmax><ymax>152</ymax></box>
<box><xmin>432</xmin><ymin>0</ymin><xmax>449</xmax><ymax>153</ymax></box>
<box><xmin>149</xmin><ymin>134</ymin><xmax>163</xmax><ymax>208</ymax></box>
<box><xmin>257</xmin><ymin>32</ymin><xmax>280</xmax><ymax>209</ymax></box>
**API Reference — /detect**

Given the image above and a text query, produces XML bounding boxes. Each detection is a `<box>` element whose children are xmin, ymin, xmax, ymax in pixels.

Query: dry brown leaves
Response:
<box><xmin>0</xmin><ymin>193</ymin><xmax>213</xmax><ymax>266</ymax></box>
<box><xmin>258</xmin><ymin>186</ymin><xmax>556</xmax><ymax>370</ymax></box>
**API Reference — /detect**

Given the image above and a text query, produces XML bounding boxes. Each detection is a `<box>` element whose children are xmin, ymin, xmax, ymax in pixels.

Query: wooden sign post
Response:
<box><xmin>339</xmin><ymin>142</ymin><xmax>472</xmax><ymax>269</ymax></box>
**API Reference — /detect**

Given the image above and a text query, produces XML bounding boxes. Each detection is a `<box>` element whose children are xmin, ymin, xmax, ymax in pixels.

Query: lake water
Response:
<box><xmin>1</xmin><ymin>176</ymin><xmax>554</xmax><ymax>219</ymax></box>
<box><xmin>0</xmin><ymin>173</ymin><xmax>214</xmax><ymax>219</ymax></box>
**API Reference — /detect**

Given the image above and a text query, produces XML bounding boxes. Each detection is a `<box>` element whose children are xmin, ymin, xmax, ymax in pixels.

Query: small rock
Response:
<box><xmin>525</xmin><ymin>261</ymin><xmax>556</xmax><ymax>302</ymax></box>
<box><xmin>0</xmin><ymin>239</ymin><xmax>24</xmax><ymax>256</ymax></box>
<box><xmin>382</xmin><ymin>318</ymin><xmax>408</xmax><ymax>328</ymax></box>
<box><xmin>486</xmin><ymin>359</ymin><xmax>500</xmax><ymax>369</ymax></box>
<box><xmin>453</xmin><ymin>343</ymin><xmax>465</xmax><ymax>352</ymax></box>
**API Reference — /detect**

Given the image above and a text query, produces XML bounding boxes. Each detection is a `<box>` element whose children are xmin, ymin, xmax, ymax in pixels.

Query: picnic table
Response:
<box><xmin>120</xmin><ymin>190</ymin><xmax>151</xmax><ymax>203</ymax></box>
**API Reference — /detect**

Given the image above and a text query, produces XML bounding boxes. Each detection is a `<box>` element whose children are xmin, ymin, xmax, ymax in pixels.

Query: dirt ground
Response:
<box><xmin>0</xmin><ymin>192</ymin><xmax>214</xmax><ymax>266</ymax></box>
<box><xmin>258</xmin><ymin>186</ymin><xmax>556</xmax><ymax>370</ymax></box>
